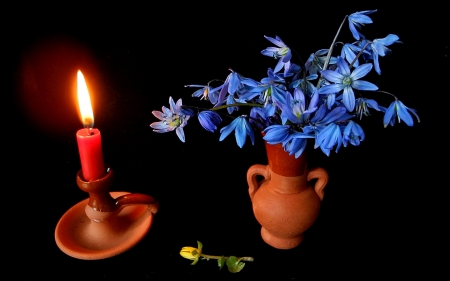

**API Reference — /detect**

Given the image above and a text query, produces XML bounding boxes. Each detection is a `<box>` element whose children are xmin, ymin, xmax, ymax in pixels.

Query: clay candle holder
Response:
<box><xmin>55</xmin><ymin>166</ymin><xmax>159</xmax><ymax>260</ymax></box>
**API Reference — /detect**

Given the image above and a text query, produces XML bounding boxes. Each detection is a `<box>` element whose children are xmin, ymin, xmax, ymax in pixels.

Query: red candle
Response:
<box><xmin>76</xmin><ymin>128</ymin><xmax>105</xmax><ymax>181</ymax></box>
<box><xmin>76</xmin><ymin>70</ymin><xmax>105</xmax><ymax>181</ymax></box>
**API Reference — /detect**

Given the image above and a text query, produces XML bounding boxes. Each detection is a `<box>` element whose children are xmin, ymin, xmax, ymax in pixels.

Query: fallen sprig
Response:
<box><xmin>180</xmin><ymin>241</ymin><xmax>254</xmax><ymax>273</ymax></box>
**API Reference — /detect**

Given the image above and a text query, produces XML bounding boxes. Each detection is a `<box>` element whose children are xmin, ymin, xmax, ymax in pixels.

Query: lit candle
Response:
<box><xmin>76</xmin><ymin>70</ymin><xmax>105</xmax><ymax>181</ymax></box>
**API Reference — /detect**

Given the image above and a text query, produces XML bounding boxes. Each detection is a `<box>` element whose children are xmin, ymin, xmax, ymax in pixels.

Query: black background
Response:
<box><xmin>4</xmin><ymin>2</ymin><xmax>446</xmax><ymax>280</ymax></box>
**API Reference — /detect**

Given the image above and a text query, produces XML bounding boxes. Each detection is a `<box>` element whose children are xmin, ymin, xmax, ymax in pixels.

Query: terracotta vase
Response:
<box><xmin>247</xmin><ymin>141</ymin><xmax>328</xmax><ymax>249</ymax></box>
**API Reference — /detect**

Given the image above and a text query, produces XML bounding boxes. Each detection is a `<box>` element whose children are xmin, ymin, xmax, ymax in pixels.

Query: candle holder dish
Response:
<box><xmin>55</xmin><ymin>166</ymin><xmax>159</xmax><ymax>260</ymax></box>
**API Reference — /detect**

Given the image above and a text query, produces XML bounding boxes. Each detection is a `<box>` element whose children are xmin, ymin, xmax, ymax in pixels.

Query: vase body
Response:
<box><xmin>247</xmin><ymin>142</ymin><xmax>328</xmax><ymax>249</ymax></box>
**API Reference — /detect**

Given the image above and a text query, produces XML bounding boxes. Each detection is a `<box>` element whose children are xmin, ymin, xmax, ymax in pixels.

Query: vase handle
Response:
<box><xmin>247</xmin><ymin>164</ymin><xmax>270</xmax><ymax>201</ymax></box>
<box><xmin>307</xmin><ymin>167</ymin><xmax>329</xmax><ymax>201</ymax></box>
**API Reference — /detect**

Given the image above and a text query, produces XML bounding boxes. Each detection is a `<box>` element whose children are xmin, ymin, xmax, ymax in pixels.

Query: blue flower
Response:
<box><xmin>219</xmin><ymin>116</ymin><xmax>255</xmax><ymax>148</ymax></box>
<box><xmin>348</xmin><ymin>10</ymin><xmax>377</xmax><ymax>40</ymax></box>
<box><xmin>383</xmin><ymin>100</ymin><xmax>420</xmax><ymax>127</ymax></box>
<box><xmin>150</xmin><ymin>10</ymin><xmax>418</xmax><ymax>158</ymax></box>
<box><xmin>241</xmin><ymin>68</ymin><xmax>287</xmax><ymax>107</ymax></box>
<box><xmin>264</xmin><ymin>124</ymin><xmax>297</xmax><ymax>144</ymax></box>
<box><xmin>314</xmin><ymin>123</ymin><xmax>343</xmax><ymax>156</ymax></box>
<box><xmin>369</xmin><ymin>34</ymin><xmax>401</xmax><ymax>75</ymax></box>
<box><xmin>282</xmin><ymin>62</ymin><xmax>301</xmax><ymax>79</ymax></box>
<box><xmin>305</xmin><ymin>49</ymin><xmax>337</xmax><ymax>75</ymax></box>
<box><xmin>261</xmin><ymin>35</ymin><xmax>292</xmax><ymax>73</ymax></box>
<box><xmin>263</xmin><ymin>125</ymin><xmax>314</xmax><ymax>158</ymax></box>
<box><xmin>198</xmin><ymin>111</ymin><xmax>222</xmax><ymax>132</ymax></box>
<box><xmin>319</xmin><ymin>56</ymin><xmax>378</xmax><ymax>111</ymax></box>
<box><xmin>279</xmin><ymin>88</ymin><xmax>318</xmax><ymax>125</ymax></box>
<box><xmin>260</xmin><ymin>68</ymin><xmax>287</xmax><ymax>105</ymax></box>
<box><xmin>303</xmin><ymin>105</ymin><xmax>351</xmax><ymax>137</ymax></box>
<box><xmin>340</xmin><ymin>43</ymin><xmax>369</xmax><ymax>67</ymax></box>
<box><xmin>249</xmin><ymin>104</ymin><xmax>277</xmax><ymax>130</ymax></box>
<box><xmin>150</xmin><ymin>96</ymin><xmax>190</xmax><ymax>142</ymax></box>
<box><xmin>185</xmin><ymin>84</ymin><xmax>223</xmax><ymax>104</ymax></box>
<box><xmin>216</xmin><ymin>69</ymin><xmax>259</xmax><ymax>107</ymax></box>
<box><xmin>285</xmin><ymin>136</ymin><xmax>308</xmax><ymax>158</ymax></box>
<box><xmin>342</xmin><ymin>121</ymin><xmax>365</xmax><ymax>147</ymax></box>
<box><xmin>355</xmin><ymin>98</ymin><xmax>385</xmax><ymax>119</ymax></box>
<box><xmin>290</xmin><ymin>74</ymin><xmax>318</xmax><ymax>97</ymax></box>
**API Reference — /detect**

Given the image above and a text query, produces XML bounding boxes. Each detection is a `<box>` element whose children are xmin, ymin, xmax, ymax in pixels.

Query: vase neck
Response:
<box><xmin>264</xmin><ymin>142</ymin><xmax>308</xmax><ymax>177</ymax></box>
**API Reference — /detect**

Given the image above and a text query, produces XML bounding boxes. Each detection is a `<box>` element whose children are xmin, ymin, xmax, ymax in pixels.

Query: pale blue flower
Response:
<box><xmin>150</xmin><ymin>96</ymin><xmax>190</xmax><ymax>142</ymax></box>
<box><xmin>279</xmin><ymin>88</ymin><xmax>318</xmax><ymax>125</ymax></box>
<box><xmin>342</xmin><ymin>121</ymin><xmax>365</xmax><ymax>147</ymax></box>
<box><xmin>261</xmin><ymin>35</ymin><xmax>292</xmax><ymax>73</ymax></box>
<box><xmin>319</xmin><ymin>56</ymin><xmax>378</xmax><ymax>111</ymax></box>
<box><xmin>185</xmin><ymin>84</ymin><xmax>223</xmax><ymax>104</ymax></box>
<box><xmin>219</xmin><ymin>116</ymin><xmax>255</xmax><ymax>148</ymax></box>
<box><xmin>340</xmin><ymin>43</ymin><xmax>368</xmax><ymax>67</ymax></box>
<box><xmin>369</xmin><ymin>34</ymin><xmax>401</xmax><ymax>74</ymax></box>
<box><xmin>348</xmin><ymin>10</ymin><xmax>377</xmax><ymax>40</ymax></box>
<box><xmin>242</xmin><ymin>68</ymin><xmax>287</xmax><ymax>107</ymax></box>
<box><xmin>355</xmin><ymin>98</ymin><xmax>385</xmax><ymax>119</ymax></box>
<box><xmin>314</xmin><ymin>123</ymin><xmax>343</xmax><ymax>156</ymax></box>
<box><xmin>216</xmin><ymin>69</ymin><xmax>259</xmax><ymax>106</ymax></box>
<box><xmin>383</xmin><ymin>100</ymin><xmax>420</xmax><ymax>127</ymax></box>
<box><xmin>303</xmin><ymin>104</ymin><xmax>352</xmax><ymax>141</ymax></box>
<box><xmin>260</xmin><ymin>68</ymin><xmax>287</xmax><ymax>105</ymax></box>
<box><xmin>305</xmin><ymin>49</ymin><xmax>337</xmax><ymax>75</ymax></box>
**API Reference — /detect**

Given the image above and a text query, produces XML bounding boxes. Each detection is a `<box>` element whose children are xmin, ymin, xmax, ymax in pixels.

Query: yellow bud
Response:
<box><xmin>180</xmin><ymin>241</ymin><xmax>203</xmax><ymax>265</ymax></box>
<box><xmin>180</xmin><ymin>247</ymin><xmax>199</xmax><ymax>260</ymax></box>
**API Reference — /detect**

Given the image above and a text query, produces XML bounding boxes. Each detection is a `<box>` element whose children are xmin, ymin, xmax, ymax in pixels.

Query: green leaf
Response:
<box><xmin>218</xmin><ymin>256</ymin><xmax>226</xmax><ymax>270</ymax></box>
<box><xmin>197</xmin><ymin>241</ymin><xmax>203</xmax><ymax>252</ymax></box>
<box><xmin>226</xmin><ymin>256</ymin><xmax>245</xmax><ymax>273</ymax></box>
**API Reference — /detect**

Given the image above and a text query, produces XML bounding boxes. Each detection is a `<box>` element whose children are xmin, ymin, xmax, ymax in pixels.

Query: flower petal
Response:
<box><xmin>219</xmin><ymin>119</ymin><xmax>238</xmax><ymax>141</ymax></box>
<box><xmin>235</xmin><ymin>117</ymin><xmax>247</xmax><ymax>148</ymax></box>
<box><xmin>350</xmin><ymin>63</ymin><xmax>373</xmax><ymax>80</ymax></box>
<box><xmin>342</xmin><ymin>86</ymin><xmax>356</xmax><ymax>111</ymax></box>
<box><xmin>383</xmin><ymin>101</ymin><xmax>396</xmax><ymax>127</ymax></box>
<box><xmin>318</xmin><ymin>83</ymin><xmax>344</xmax><ymax>95</ymax></box>
<box><xmin>264</xmin><ymin>35</ymin><xmax>285</xmax><ymax>47</ymax></box>
<box><xmin>321</xmin><ymin>70</ymin><xmax>344</xmax><ymax>83</ymax></box>
<box><xmin>352</xmin><ymin>80</ymin><xmax>378</xmax><ymax>91</ymax></box>
<box><xmin>175</xmin><ymin>127</ymin><xmax>185</xmax><ymax>143</ymax></box>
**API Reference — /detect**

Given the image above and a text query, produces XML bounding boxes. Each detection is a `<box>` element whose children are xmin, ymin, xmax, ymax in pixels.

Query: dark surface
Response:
<box><xmin>4</xmin><ymin>3</ymin><xmax>445</xmax><ymax>280</ymax></box>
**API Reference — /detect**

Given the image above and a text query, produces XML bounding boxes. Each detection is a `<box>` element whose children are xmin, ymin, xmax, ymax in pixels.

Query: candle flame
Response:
<box><xmin>77</xmin><ymin>70</ymin><xmax>94</xmax><ymax>128</ymax></box>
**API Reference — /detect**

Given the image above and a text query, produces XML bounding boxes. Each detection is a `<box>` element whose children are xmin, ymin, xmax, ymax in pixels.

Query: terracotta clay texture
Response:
<box><xmin>55</xmin><ymin>168</ymin><xmax>159</xmax><ymax>260</ymax></box>
<box><xmin>247</xmin><ymin>142</ymin><xmax>328</xmax><ymax>249</ymax></box>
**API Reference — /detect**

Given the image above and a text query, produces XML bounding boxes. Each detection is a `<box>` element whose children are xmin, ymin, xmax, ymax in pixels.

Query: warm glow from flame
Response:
<box><xmin>77</xmin><ymin>70</ymin><xmax>94</xmax><ymax>128</ymax></box>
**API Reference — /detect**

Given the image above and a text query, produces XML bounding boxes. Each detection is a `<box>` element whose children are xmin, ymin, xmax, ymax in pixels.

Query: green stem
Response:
<box><xmin>200</xmin><ymin>254</ymin><xmax>254</xmax><ymax>262</ymax></box>
<box><xmin>375</xmin><ymin>90</ymin><xmax>398</xmax><ymax>100</ymax></box>
<box><xmin>211</xmin><ymin>103</ymin><xmax>263</xmax><ymax>111</ymax></box>
<box><xmin>316</xmin><ymin>15</ymin><xmax>348</xmax><ymax>88</ymax></box>
<box><xmin>182</xmin><ymin>103</ymin><xmax>263</xmax><ymax>112</ymax></box>
<box><xmin>349</xmin><ymin>41</ymin><xmax>371</xmax><ymax>68</ymax></box>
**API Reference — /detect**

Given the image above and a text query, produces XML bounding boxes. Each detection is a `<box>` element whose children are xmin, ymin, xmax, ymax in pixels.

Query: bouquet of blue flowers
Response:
<box><xmin>151</xmin><ymin>9</ymin><xmax>420</xmax><ymax>158</ymax></box>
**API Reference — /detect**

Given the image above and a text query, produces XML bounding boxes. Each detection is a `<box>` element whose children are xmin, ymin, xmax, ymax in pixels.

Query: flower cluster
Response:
<box><xmin>151</xmin><ymin>9</ymin><xmax>420</xmax><ymax>158</ymax></box>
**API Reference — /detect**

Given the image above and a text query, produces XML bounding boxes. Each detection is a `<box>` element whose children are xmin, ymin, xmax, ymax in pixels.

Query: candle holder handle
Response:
<box><xmin>55</xmin><ymin>166</ymin><xmax>159</xmax><ymax>260</ymax></box>
<box><xmin>76</xmin><ymin>167</ymin><xmax>159</xmax><ymax>214</ymax></box>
